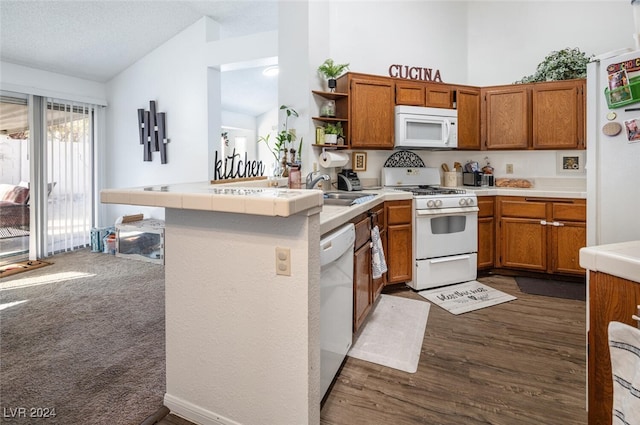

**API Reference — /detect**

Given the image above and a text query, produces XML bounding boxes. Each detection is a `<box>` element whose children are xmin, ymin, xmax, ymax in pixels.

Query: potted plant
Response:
<box><xmin>258</xmin><ymin>105</ymin><xmax>300</xmax><ymax>177</ymax></box>
<box><xmin>324</xmin><ymin>122</ymin><xmax>343</xmax><ymax>145</ymax></box>
<box><xmin>317</xmin><ymin>58</ymin><xmax>350</xmax><ymax>92</ymax></box>
<box><xmin>516</xmin><ymin>47</ymin><xmax>591</xmax><ymax>83</ymax></box>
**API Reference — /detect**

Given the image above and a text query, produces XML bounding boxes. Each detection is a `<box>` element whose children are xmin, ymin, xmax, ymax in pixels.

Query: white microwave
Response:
<box><xmin>394</xmin><ymin>105</ymin><xmax>458</xmax><ymax>149</ymax></box>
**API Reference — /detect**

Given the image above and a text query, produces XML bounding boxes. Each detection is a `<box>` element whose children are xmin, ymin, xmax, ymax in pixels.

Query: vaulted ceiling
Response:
<box><xmin>0</xmin><ymin>1</ymin><xmax>279</xmax><ymax>117</ymax></box>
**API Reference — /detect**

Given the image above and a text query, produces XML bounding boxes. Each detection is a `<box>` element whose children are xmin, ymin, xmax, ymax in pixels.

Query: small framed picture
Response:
<box><xmin>625</xmin><ymin>118</ymin><xmax>640</xmax><ymax>143</ymax></box>
<box><xmin>607</xmin><ymin>69</ymin><xmax>632</xmax><ymax>105</ymax></box>
<box><xmin>556</xmin><ymin>151</ymin><xmax>585</xmax><ymax>174</ymax></box>
<box><xmin>352</xmin><ymin>151</ymin><xmax>367</xmax><ymax>172</ymax></box>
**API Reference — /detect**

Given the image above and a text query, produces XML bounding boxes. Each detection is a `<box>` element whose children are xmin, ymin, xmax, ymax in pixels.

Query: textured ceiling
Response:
<box><xmin>0</xmin><ymin>0</ymin><xmax>279</xmax><ymax>116</ymax></box>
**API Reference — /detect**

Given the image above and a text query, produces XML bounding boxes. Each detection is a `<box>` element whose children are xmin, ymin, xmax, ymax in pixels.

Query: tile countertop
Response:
<box><xmin>320</xmin><ymin>189</ymin><xmax>412</xmax><ymax>235</ymax></box>
<box><xmin>579</xmin><ymin>241</ymin><xmax>640</xmax><ymax>283</ymax></box>
<box><xmin>457</xmin><ymin>177</ymin><xmax>587</xmax><ymax>199</ymax></box>
<box><xmin>99</xmin><ymin>182</ymin><xmax>412</xmax><ymax>228</ymax></box>
<box><xmin>100</xmin><ymin>182</ymin><xmax>325</xmax><ymax>217</ymax></box>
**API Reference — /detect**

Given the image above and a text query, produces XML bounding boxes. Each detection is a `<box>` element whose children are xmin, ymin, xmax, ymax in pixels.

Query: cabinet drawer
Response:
<box><xmin>499</xmin><ymin>199</ymin><xmax>546</xmax><ymax>219</ymax></box>
<box><xmin>552</xmin><ymin>201</ymin><xmax>586</xmax><ymax>222</ymax></box>
<box><xmin>354</xmin><ymin>216</ymin><xmax>371</xmax><ymax>250</ymax></box>
<box><xmin>477</xmin><ymin>197</ymin><xmax>494</xmax><ymax>217</ymax></box>
<box><xmin>372</xmin><ymin>205</ymin><xmax>385</xmax><ymax>231</ymax></box>
<box><xmin>386</xmin><ymin>201</ymin><xmax>412</xmax><ymax>225</ymax></box>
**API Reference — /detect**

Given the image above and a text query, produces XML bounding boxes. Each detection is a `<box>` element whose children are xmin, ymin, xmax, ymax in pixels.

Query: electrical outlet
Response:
<box><xmin>275</xmin><ymin>247</ymin><xmax>291</xmax><ymax>276</ymax></box>
<box><xmin>506</xmin><ymin>164</ymin><xmax>514</xmax><ymax>174</ymax></box>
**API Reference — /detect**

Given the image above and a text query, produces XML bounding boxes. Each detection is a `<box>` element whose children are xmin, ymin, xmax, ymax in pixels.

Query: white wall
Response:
<box><xmin>319</xmin><ymin>0</ymin><xmax>634</xmax><ymax>184</ymax></box>
<box><xmin>0</xmin><ymin>61</ymin><xmax>107</xmax><ymax>105</ymax></box>
<box><xmin>467</xmin><ymin>1</ymin><xmax>634</xmax><ymax>86</ymax></box>
<box><xmin>104</xmin><ymin>17</ymin><xmax>214</xmax><ymax>224</ymax></box>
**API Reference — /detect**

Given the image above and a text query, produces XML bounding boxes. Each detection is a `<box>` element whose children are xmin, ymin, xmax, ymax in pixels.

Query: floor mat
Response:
<box><xmin>515</xmin><ymin>277</ymin><xmax>586</xmax><ymax>301</ymax></box>
<box><xmin>348</xmin><ymin>294</ymin><xmax>430</xmax><ymax>373</ymax></box>
<box><xmin>417</xmin><ymin>280</ymin><xmax>517</xmax><ymax>315</ymax></box>
<box><xmin>0</xmin><ymin>260</ymin><xmax>51</xmax><ymax>279</ymax></box>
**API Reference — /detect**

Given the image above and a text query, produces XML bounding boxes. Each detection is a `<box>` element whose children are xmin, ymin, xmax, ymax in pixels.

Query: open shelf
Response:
<box><xmin>312</xmin><ymin>90</ymin><xmax>348</xmax><ymax>100</ymax></box>
<box><xmin>311</xmin><ymin>144</ymin><xmax>349</xmax><ymax>149</ymax></box>
<box><xmin>312</xmin><ymin>116</ymin><xmax>348</xmax><ymax>123</ymax></box>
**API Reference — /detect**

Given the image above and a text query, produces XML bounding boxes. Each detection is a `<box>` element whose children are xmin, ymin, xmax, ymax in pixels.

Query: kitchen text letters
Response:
<box><xmin>389</xmin><ymin>64</ymin><xmax>443</xmax><ymax>82</ymax></box>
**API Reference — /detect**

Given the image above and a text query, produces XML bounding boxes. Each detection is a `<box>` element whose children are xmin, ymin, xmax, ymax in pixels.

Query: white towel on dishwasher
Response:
<box><xmin>371</xmin><ymin>225</ymin><xmax>387</xmax><ymax>279</ymax></box>
<box><xmin>608</xmin><ymin>321</ymin><xmax>640</xmax><ymax>425</ymax></box>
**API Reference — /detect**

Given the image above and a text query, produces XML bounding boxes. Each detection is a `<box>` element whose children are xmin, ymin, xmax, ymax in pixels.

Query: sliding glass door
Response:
<box><xmin>0</xmin><ymin>94</ymin><xmax>30</xmax><ymax>265</ymax></box>
<box><xmin>45</xmin><ymin>100</ymin><xmax>94</xmax><ymax>254</ymax></box>
<box><xmin>0</xmin><ymin>92</ymin><xmax>98</xmax><ymax>263</ymax></box>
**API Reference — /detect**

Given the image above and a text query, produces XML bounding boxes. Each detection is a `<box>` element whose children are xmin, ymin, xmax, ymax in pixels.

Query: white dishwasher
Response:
<box><xmin>320</xmin><ymin>223</ymin><xmax>355</xmax><ymax>398</ymax></box>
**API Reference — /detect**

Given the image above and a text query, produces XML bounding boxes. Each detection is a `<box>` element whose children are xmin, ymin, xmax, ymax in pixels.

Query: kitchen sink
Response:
<box><xmin>323</xmin><ymin>192</ymin><xmax>378</xmax><ymax>206</ymax></box>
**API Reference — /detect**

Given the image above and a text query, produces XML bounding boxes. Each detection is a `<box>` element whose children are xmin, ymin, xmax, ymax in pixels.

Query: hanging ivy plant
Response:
<box><xmin>516</xmin><ymin>47</ymin><xmax>591</xmax><ymax>83</ymax></box>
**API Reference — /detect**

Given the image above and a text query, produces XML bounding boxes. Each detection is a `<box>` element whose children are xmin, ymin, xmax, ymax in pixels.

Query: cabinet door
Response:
<box><xmin>371</xmin><ymin>205</ymin><xmax>386</xmax><ymax>298</ymax></box>
<box><xmin>386</xmin><ymin>224</ymin><xmax>412</xmax><ymax>283</ymax></box>
<box><xmin>499</xmin><ymin>217</ymin><xmax>547</xmax><ymax>271</ymax></box>
<box><xmin>484</xmin><ymin>85</ymin><xmax>529</xmax><ymax>149</ymax></box>
<box><xmin>385</xmin><ymin>200</ymin><xmax>413</xmax><ymax>284</ymax></box>
<box><xmin>395</xmin><ymin>81</ymin><xmax>425</xmax><ymax>106</ymax></box>
<box><xmin>353</xmin><ymin>242</ymin><xmax>372</xmax><ymax>332</ymax></box>
<box><xmin>350</xmin><ymin>77</ymin><xmax>395</xmax><ymax>149</ymax></box>
<box><xmin>373</xmin><ymin>229</ymin><xmax>387</xmax><ymax>299</ymax></box>
<box><xmin>425</xmin><ymin>84</ymin><xmax>452</xmax><ymax>108</ymax></box>
<box><xmin>477</xmin><ymin>196</ymin><xmax>495</xmax><ymax>269</ymax></box>
<box><xmin>456</xmin><ymin>87</ymin><xmax>482</xmax><ymax>150</ymax></box>
<box><xmin>588</xmin><ymin>272</ymin><xmax>640</xmax><ymax>425</ymax></box>
<box><xmin>550</xmin><ymin>221</ymin><xmax>586</xmax><ymax>275</ymax></box>
<box><xmin>532</xmin><ymin>80</ymin><xmax>585</xmax><ymax>149</ymax></box>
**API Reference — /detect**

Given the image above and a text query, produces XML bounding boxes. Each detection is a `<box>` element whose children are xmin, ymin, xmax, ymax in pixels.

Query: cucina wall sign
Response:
<box><xmin>388</xmin><ymin>64</ymin><xmax>443</xmax><ymax>83</ymax></box>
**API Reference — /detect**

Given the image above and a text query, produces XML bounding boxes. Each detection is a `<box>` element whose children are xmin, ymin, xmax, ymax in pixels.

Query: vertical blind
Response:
<box><xmin>45</xmin><ymin>99</ymin><xmax>95</xmax><ymax>255</ymax></box>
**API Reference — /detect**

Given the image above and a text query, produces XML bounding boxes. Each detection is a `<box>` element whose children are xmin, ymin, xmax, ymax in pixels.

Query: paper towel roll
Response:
<box><xmin>318</xmin><ymin>151</ymin><xmax>349</xmax><ymax>168</ymax></box>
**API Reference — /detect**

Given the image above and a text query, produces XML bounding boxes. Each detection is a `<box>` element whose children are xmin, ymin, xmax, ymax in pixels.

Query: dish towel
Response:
<box><xmin>608</xmin><ymin>321</ymin><xmax>640</xmax><ymax>424</ymax></box>
<box><xmin>371</xmin><ymin>225</ymin><xmax>387</xmax><ymax>279</ymax></box>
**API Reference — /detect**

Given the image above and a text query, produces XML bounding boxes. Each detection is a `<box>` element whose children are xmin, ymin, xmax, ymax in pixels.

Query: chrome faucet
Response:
<box><xmin>306</xmin><ymin>172</ymin><xmax>330</xmax><ymax>189</ymax></box>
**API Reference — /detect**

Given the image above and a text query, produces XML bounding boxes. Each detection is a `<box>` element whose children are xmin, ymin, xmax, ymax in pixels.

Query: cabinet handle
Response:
<box><xmin>540</xmin><ymin>220</ymin><xmax>548</xmax><ymax>226</ymax></box>
<box><xmin>551</xmin><ymin>221</ymin><xmax>564</xmax><ymax>227</ymax></box>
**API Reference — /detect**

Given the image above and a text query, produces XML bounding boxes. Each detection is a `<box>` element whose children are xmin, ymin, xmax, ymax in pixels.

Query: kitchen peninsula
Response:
<box><xmin>100</xmin><ymin>181</ymin><xmax>411</xmax><ymax>425</ymax></box>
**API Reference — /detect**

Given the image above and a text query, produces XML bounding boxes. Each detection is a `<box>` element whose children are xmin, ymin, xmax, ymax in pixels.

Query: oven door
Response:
<box><xmin>415</xmin><ymin>207</ymin><xmax>478</xmax><ymax>259</ymax></box>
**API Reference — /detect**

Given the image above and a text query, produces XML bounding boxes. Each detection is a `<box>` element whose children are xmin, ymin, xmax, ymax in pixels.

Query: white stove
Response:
<box><xmin>383</xmin><ymin>167</ymin><xmax>479</xmax><ymax>291</ymax></box>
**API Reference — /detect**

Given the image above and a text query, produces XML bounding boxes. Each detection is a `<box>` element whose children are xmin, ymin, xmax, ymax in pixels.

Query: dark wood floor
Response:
<box><xmin>156</xmin><ymin>275</ymin><xmax>587</xmax><ymax>425</ymax></box>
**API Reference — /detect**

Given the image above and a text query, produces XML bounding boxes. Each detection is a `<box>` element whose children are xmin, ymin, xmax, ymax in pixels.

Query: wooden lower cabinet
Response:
<box><xmin>588</xmin><ymin>271</ymin><xmax>640</xmax><ymax>425</ymax></box>
<box><xmin>352</xmin><ymin>200</ymin><xmax>412</xmax><ymax>332</ymax></box>
<box><xmin>496</xmin><ymin>196</ymin><xmax>585</xmax><ymax>276</ymax></box>
<box><xmin>353</xmin><ymin>213</ymin><xmax>372</xmax><ymax>332</ymax></box>
<box><xmin>385</xmin><ymin>200</ymin><xmax>413</xmax><ymax>284</ymax></box>
<box><xmin>477</xmin><ymin>196</ymin><xmax>495</xmax><ymax>269</ymax></box>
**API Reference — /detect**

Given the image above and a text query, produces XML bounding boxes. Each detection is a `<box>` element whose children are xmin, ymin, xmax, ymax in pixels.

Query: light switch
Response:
<box><xmin>276</xmin><ymin>247</ymin><xmax>291</xmax><ymax>276</ymax></box>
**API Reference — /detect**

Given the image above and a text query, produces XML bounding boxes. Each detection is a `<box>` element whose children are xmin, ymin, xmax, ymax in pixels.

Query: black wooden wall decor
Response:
<box><xmin>137</xmin><ymin>100</ymin><xmax>168</xmax><ymax>164</ymax></box>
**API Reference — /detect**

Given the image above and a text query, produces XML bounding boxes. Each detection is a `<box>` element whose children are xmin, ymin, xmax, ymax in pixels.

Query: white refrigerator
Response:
<box><xmin>586</xmin><ymin>48</ymin><xmax>640</xmax><ymax>247</ymax></box>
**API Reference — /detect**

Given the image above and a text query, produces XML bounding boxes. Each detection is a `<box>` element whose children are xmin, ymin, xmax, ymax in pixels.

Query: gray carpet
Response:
<box><xmin>0</xmin><ymin>248</ymin><xmax>165</xmax><ymax>424</ymax></box>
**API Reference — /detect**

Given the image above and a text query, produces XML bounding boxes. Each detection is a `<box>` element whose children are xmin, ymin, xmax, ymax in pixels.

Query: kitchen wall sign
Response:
<box><xmin>212</xmin><ymin>148</ymin><xmax>266</xmax><ymax>181</ymax></box>
<box><xmin>388</xmin><ymin>64</ymin><xmax>442</xmax><ymax>82</ymax></box>
<box><xmin>137</xmin><ymin>100</ymin><xmax>168</xmax><ymax>164</ymax></box>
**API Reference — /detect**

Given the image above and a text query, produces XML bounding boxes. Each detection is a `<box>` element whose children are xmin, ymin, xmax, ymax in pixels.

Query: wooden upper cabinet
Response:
<box><xmin>456</xmin><ymin>87</ymin><xmax>482</xmax><ymax>150</ymax></box>
<box><xmin>532</xmin><ymin>79</ymin><xmax>585</xmax><ymax>149</ymax></box>
<box><xmin>483</xmin><ymin>85</ymin><xmax>530</xmax><ymax>149</ymax></box>
<box><xmin>395</xmin><ymin>81</ymin><xmax>452</xmax><ymax>108</ymax></box>
<box><xmin>425</xmin><ymin>84</ymin><xmax>452</xmax><ymax>108</ymax></box>
<box><xmin>395</xmin><ymin>81</ymin><xmax>425</xmax><ymax>106</ymax></box>
<box><xmin>345</xmin><ymin>74</ymin><xmax>395</xmax><ymax>149</ymax></box>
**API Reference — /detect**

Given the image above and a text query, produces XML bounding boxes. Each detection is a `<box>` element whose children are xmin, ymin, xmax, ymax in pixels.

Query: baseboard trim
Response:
<box><xmin>164</xmin><ymin>393</ymin><xmax>243</xmax><ymax>425</ymax></box>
